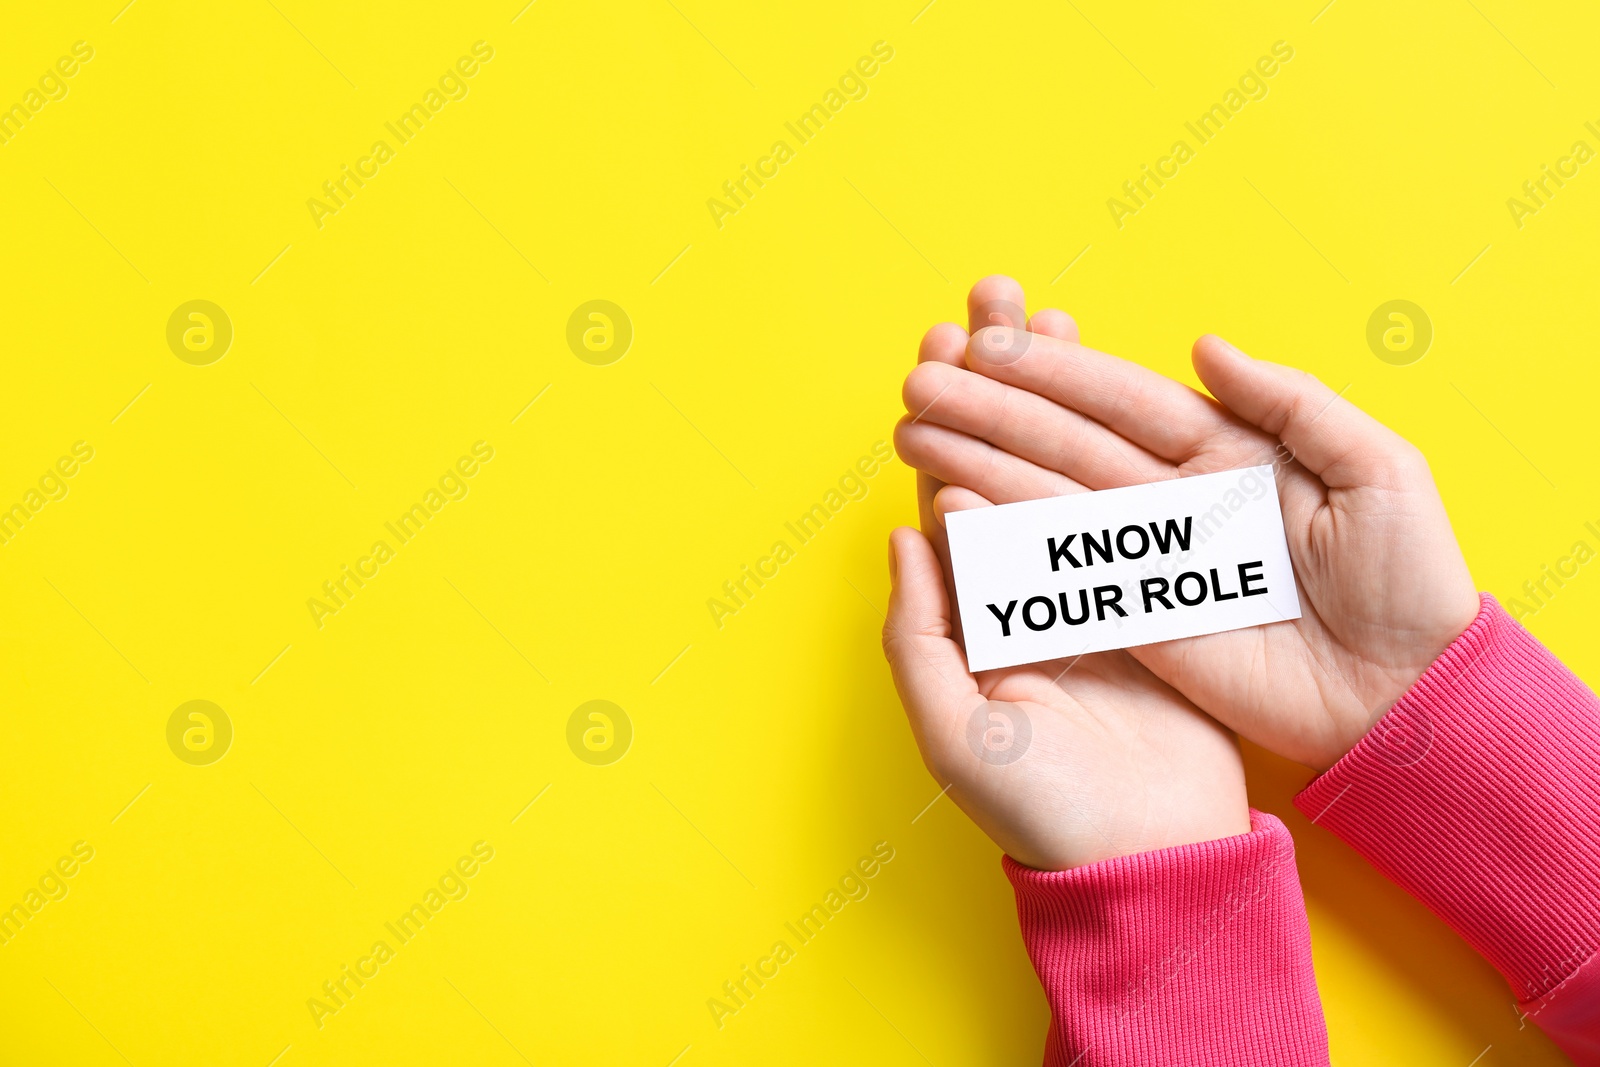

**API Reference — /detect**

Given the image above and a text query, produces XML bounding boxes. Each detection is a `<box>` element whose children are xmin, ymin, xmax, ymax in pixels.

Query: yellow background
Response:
<box><xmin>1</xmin><ymin>0</ymin><xmax>1594</xmax><ymax>1063</ymax></box>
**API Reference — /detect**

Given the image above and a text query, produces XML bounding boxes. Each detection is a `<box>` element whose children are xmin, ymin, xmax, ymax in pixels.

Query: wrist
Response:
<box><xmin>1009</xmin><ymin>804</ymin><xmax>1254</xmax><ymax>873</ymax></box>
<box><xmin>1334</xmin><ymin>590</ymin><xmax>1487</xmax><ymax>767</ymax></box>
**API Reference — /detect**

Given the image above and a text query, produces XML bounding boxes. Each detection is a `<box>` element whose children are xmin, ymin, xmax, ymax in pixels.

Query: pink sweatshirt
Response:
<box><xmin>1006</xmin><ymin>596</ymin><xmax>1600</xmax><ymax>1065</ymax></box>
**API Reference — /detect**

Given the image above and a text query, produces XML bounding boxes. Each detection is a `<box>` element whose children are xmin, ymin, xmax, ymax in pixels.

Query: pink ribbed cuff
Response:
<box><xmin>1295</xmin><ymin>595</ymin><xmax>1600</xmax><ymax>1016</ymax></box>
<box><xmin>1521</xmin><ymin>949</ymin><xmax>1600</xmax><ymax>1064</ymax></box>
<box><xmin>1004</xmin><ymin>811</ymin><xmax>1328</xmax><ymax>1066</ymax></box>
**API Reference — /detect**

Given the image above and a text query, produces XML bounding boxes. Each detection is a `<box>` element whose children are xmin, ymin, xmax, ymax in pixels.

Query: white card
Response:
<box><xmin>945</xmin><ymin>465</ymin><xmax>1302</xmax><ymax>671</ymax></box>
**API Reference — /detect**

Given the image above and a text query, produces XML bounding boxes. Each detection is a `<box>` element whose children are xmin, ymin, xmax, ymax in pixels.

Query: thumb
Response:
<box><xmin>1192</xmin><ymin>334</ymin><xmax>1419</xmax><ymax>488</ymax></box>
<box><xmin>884</xmin><ymin>527</ymin><xmax>981</xmax><ymax>742</ymax></box>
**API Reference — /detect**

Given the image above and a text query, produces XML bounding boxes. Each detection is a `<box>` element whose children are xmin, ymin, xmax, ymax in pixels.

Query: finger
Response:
<box><xmin>884</xmin><ymin>527</ymin><xmax>981</xmax><ymax>732</ymax></box>
<box><xmin>967</xmin><ymin>275</ymin><xmax>1028</xmax><ymax>334</ymax></box>
<box><xmin>1027</xmin><ymin>307</ymin><xmax>1079</xmax><ymax>343</ymax></box>
<box><xmin>921</xmin><ymin>470</ymin><xmax>991</xmax><ymax>653</ymax></box>
<box><xmin>903</xmin><ymin>360</ymin><xmax>1174</xmax><ymax>489</ymax></box>
<box><xmin>914</xmin><ymin>326</ymin><xmax>967</xmax><ymax>504</ymax></box>
<box><xmin>913</xmin><ymin>323</ymin><xmax>969</xmax><ymax>602</ymax></box>
<box><xmin>913</xmin><ymin>325</ymin><xmax>964</xmax><ymax>535</ymax></box>
<box><xmin>916</xmin><ymin>467</ymin><xmax>958</xmax><ymax>634</ymax></box>
<box><xmin>932</xmin><ymin>484</ymin><xmax>993</xmax><ymax>526</ymax></box>
<box><xmin>917</xmin><ymin>468</ymin><xmax>948</xmax><ymax>563</ymax></box>
<box><xmin>965</xmin><ymin>329</ymin><xmax>1236</xmax><ymax>463</ymax></box>
<box><xmin>915</xmin><ymin>323</ymin><xmax>960</xmax><ymax>527</ymax></box>
<box><xmin>917</xmin><ymin>469</ymin><xmax>943</xmax><ymax>536</ymax></box>
<box><xmin>919</xmin><ymin>321</ymin><xmax>969</xmax><ymax>366</ymax></box>
<box><xmin>895</xmin><ymin>417</ymin><xmax>1088</xmax><ymax>504</ymax></box>
<box><xmin>1192</xmin><ymin>335</ymin><xmax>1417</xmax><ymax>487</ymax></box>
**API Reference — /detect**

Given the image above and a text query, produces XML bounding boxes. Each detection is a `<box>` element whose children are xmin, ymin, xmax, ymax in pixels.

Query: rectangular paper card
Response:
<box><xmin>946</xmin><ymin>464</ymin><xmax>1302</xmax><ymax>672</ymax></box>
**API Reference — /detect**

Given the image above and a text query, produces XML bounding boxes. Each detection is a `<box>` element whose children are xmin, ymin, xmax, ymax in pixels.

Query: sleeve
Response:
<box><xmin>1294</xmin><ymin>594</ymin><xmax>1600</xmax><ymax>1066</ymax></box>
<box><xmin>1004</xmin><ymin>810</ymin><xmax>1330</xmax><ymax>1066</ymax></box>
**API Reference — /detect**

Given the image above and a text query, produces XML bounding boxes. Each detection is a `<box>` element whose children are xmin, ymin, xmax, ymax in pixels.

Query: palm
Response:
<box><xmin>974</xmin><ymin>649</ymin><xmax>1249</xmax><ymax>866</ymax></box>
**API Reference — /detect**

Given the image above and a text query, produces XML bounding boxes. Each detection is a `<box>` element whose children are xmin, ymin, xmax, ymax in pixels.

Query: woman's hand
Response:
<box><xmin>894</xmin><ymin>276</ymin><xmax>1480</xmax><ymax>770</ymax></box>
<box><xmin>885</xmin><ymin>520</ymin><xmax>1251</xmax><ymax>871</ymax></box>
<box><xmin>881</xmin><ymin>291</ymin><xmax>1250</xmax><ymax>871</ymax></box>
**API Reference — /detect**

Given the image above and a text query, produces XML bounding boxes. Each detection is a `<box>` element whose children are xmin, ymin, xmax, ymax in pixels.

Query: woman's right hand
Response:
<box><xmin>894</xmin><ymin>275</ymin><xmax>1481</xmax><ymax>770</ymax></box>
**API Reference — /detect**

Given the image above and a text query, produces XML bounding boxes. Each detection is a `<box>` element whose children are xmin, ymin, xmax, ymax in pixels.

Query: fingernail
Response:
<box><xmin>887</xmin><ymin>536</ymin><xmax>899</xmax><ymax>581</ymax></box>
